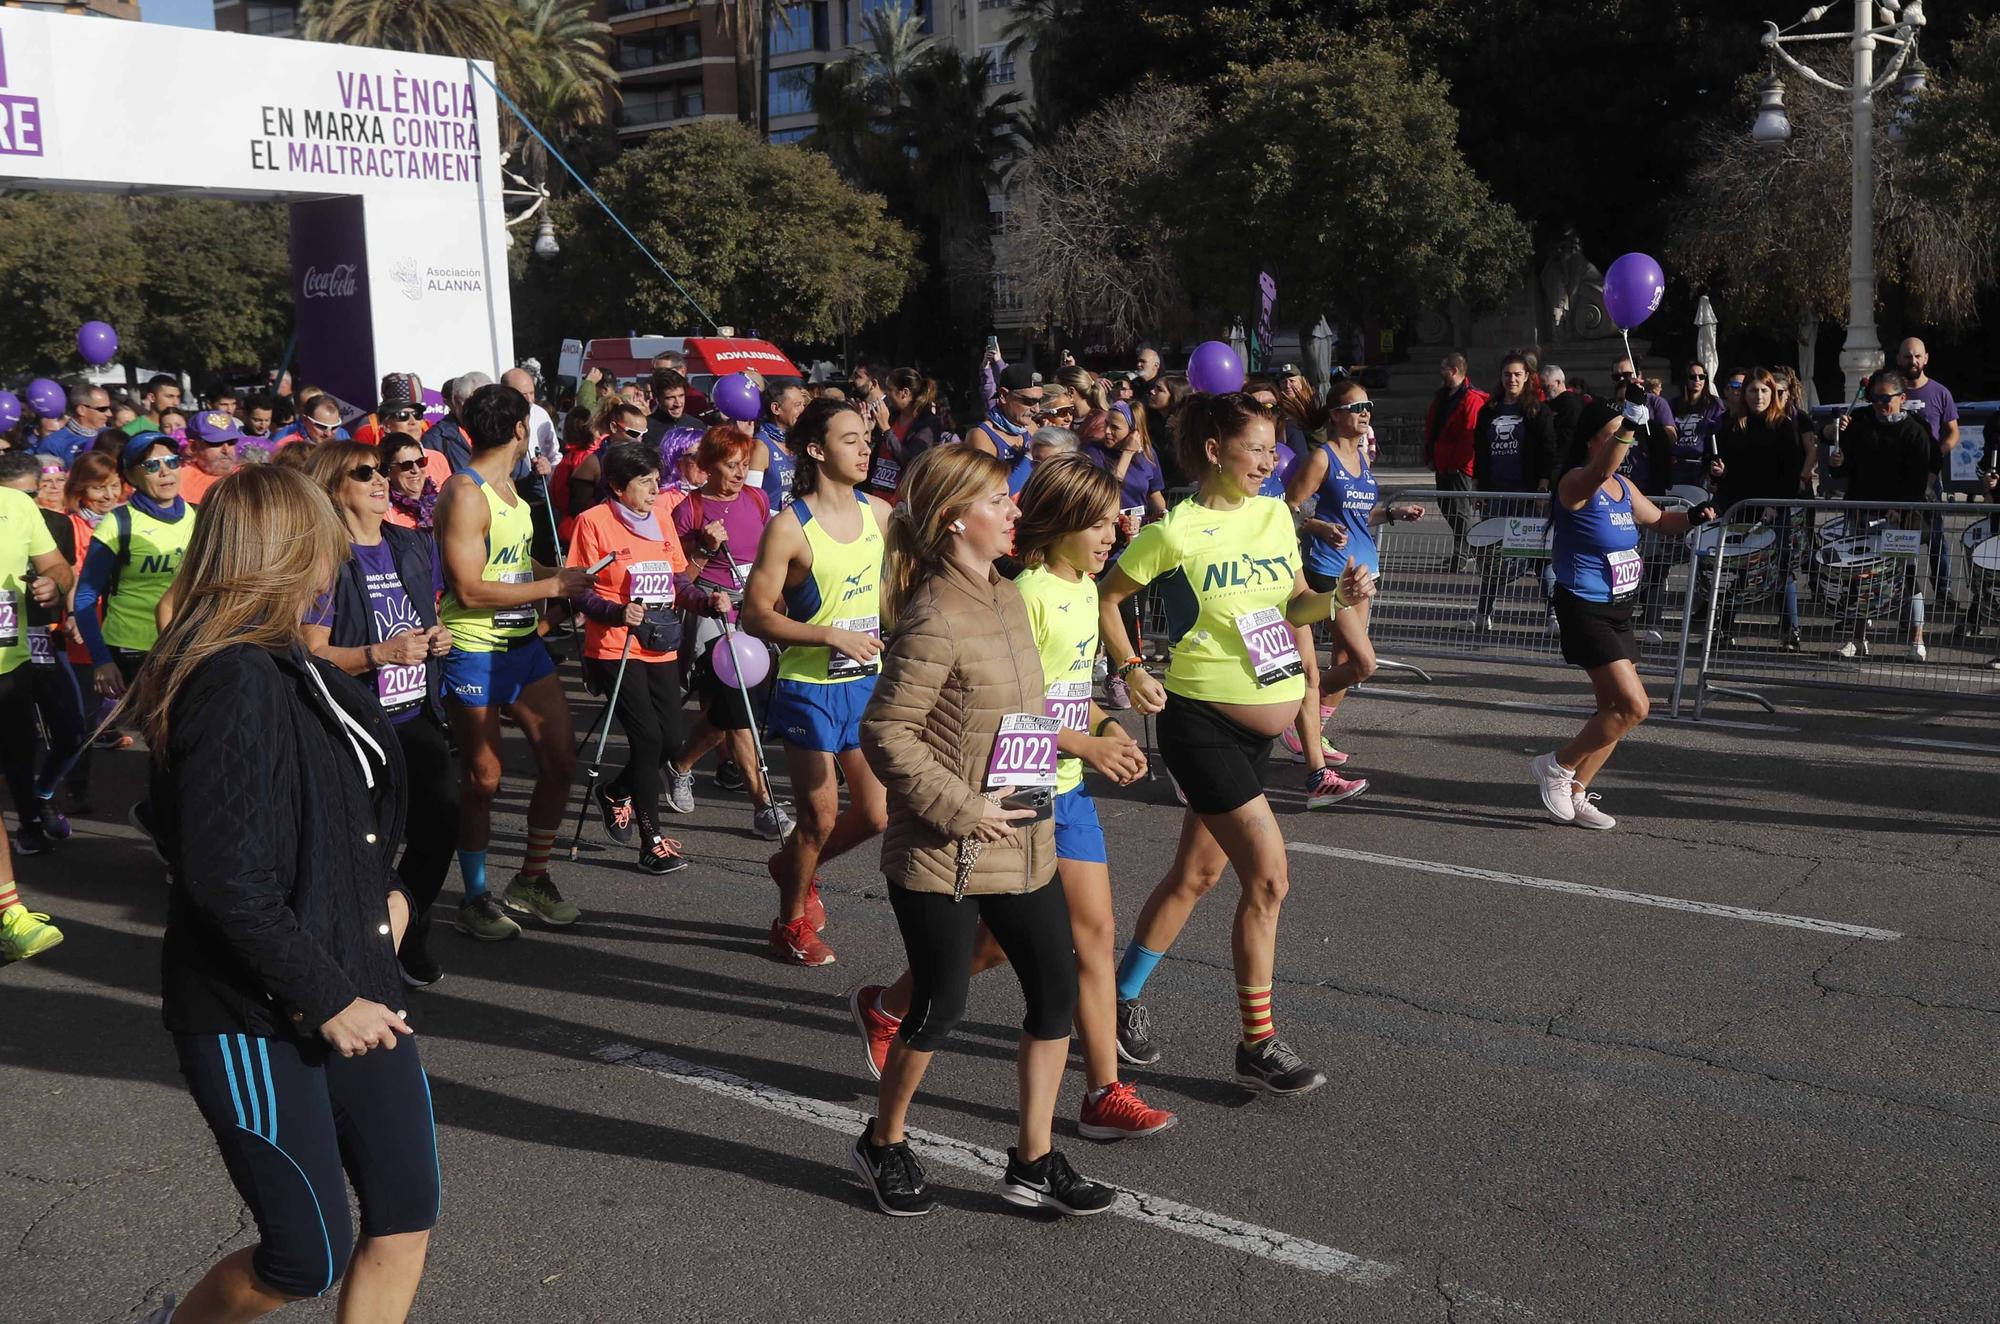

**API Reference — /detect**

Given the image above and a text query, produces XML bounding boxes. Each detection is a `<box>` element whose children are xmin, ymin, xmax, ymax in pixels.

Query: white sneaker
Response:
<box><xmin>1837</xmin><ymin>639</ymin><xmax>1870</xmax><ymax>660</ymax></box>
<box><xmin>753</xmin><ymin>802</ymin><xmax>794</xmax><ymax>841</ymax></box>
<box><xmin>1530</xmin><ymin>752</ymin><xmax>1577</xmax><ymax>823</ymax></box>
<box><xmin>1477</xmin><ymin>614</ymin><xmax>1496</xmax><ymax>633</ymax></box>
<box><xmin>1570</xmin><ymin>789</ymin><xmax>1616</xmax><ymax>830</ymax></box>
<box><xmin>1911</xmin><ymin>641</ymin><xmax>1927</xmax><ymax>662</ymax></box>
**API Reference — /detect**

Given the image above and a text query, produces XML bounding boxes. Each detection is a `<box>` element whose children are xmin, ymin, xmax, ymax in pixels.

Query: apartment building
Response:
<box><xmin>4</xmin><ymin>0</ymin><xmax>140</xmax><ymax>18</ymax></box>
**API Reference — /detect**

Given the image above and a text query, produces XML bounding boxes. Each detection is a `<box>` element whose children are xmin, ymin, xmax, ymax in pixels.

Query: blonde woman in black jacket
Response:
<box><xmin>131</xmin><ymin>465</ymin><xmax>438</xmax><ymax>1324</ymax></box>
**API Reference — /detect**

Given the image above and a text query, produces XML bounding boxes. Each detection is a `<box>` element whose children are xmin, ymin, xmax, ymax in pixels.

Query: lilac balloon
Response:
<box><xmin>712</xmin><ymin>372</ymin><xmax>762</xmax><ymax>423</ymax></box>
<box><xmin>712</xmin><ymin>630</ymin><xmax>770</xmax><ymax>690</ymax></box>
<box><xmin>1186</xmin><ymin>340</ymin><xmax>1245</xmax><ymax>395</ymax></box>
<box><xmin>0</xmin><ymin>392</ymin><xmax>19</xmax><ymax>429</ymax></box>
<box><xmin>1602</xmin><ymin>252</ymin><xmax>1667</xmax><ymax>331</ymax></box>
<box><xmin>24</xmin><ymin>378</ymin><xmax>65</xmax><ymax>418</ymax></box>
<box><xmin>76</xmin><ymin>321</ymin><xmax>119</xmax><ymax>366</ymax></box>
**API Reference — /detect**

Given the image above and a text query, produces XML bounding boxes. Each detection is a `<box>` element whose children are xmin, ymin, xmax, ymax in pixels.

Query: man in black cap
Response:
<box><xmin>966</xmin><ymin>363</ymin><xmax>1044</xmax><ymax>495</ymax></box>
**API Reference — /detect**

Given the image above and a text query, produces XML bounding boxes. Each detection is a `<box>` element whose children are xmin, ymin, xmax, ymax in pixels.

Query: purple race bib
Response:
<box><xmin>627</xmin><ymin>559</ymin><xmax>676</xmax><ymax>604</ymax></box>
<box><xmin>985</xmin><ymin>712</ymin><xmax>1060</xmax><ymax>788</ymax></box>
<box><xmin>0</xmin><ymin>591</ymin><xmax>17</xmax><ymax>649</ymax></box>
<box><xmin>1044</xmin><ymin>680</ymin><xmax>1091</xmax><ymax>733</ymax></box>
<box><xmin>376</xmin><ymin>647</ymin><xmax>426</xmax><ymax>714</ymax></box>
<box><xmin>1234</xmin><ymin>606</ymin><xmax>1302</xmax><ymax>687</ymax></box>
<box><xmin>27</xmin><ymin>627</ymin><xmax>54</xmax><ymax>667</ymax></box>
<box><xmin>1606</xmin><ymin>548</ymin><xmax>1643</xmax><ymax>598</ymax></box>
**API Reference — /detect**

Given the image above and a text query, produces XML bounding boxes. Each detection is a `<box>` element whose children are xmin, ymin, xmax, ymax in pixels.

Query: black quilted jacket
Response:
<box><xmin>153</xmin><ymin>642</ymin><xmax>410</xmax><ymax>1038</ymax></box>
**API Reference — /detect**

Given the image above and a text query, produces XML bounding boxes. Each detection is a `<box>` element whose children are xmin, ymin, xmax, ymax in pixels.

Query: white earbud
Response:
<box><xmin>950</xmin><ymin>519</ymin><xmax>966</xmax><ymax>533</ymax></box>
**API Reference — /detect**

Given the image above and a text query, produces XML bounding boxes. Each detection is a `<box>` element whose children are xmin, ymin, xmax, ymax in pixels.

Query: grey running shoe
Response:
<box><xmin>454</xmin><ymin>893</ymin><xmax>521</xmax><ymax>942</ymax></box>
<box><xmin>1115</xmin><ymin>998</ymin><xmax>1160</xmax><ymax>1066</ymax></box>
<box><xmin>1234</xmin><ymin>1037</ymin><xmax>1327</xmax><ymax>1097</ymax></box>
<box><xmin>753</xmin><ymin>801</ymin><xmax>795</xmax><ymax>842</ymax></box>
<box><xmin>664</xmin><ymin>765</ymin><xmax>696</xmax><ymax>815</ymax></box>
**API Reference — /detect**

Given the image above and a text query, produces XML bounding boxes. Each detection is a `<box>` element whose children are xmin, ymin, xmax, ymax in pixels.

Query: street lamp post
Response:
<box><xmin>1753</xmin><ymin>1</ymin><xmax>1927</xmax><ymax>398</ymax></box>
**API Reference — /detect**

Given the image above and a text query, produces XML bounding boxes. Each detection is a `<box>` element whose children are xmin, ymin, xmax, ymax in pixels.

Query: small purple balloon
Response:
<box><xmin>0</xmin><ymin>392</ymin><xmax>20</xmax><ymax>429</ymax></box>
<box><xmin>713</xmin><ymin>372</ymin><xmax>762</xmax><ymax>423</ymax></box>
<box><xmin>1186</xmin><ymin>340</ymin><xmax>1245</xmax><ymax>395</ymax></box>
<box><xmin>24</xmin><ymin>378</ymin><xmax>65</xmax><ymax>418</ymax></box>
<box><xmin>712</xmin><ymin>631</ymin><xmax>770</xmax><ymax>690</ymax></box>
<box><xmin>1603</xmin><ymin>252</ymin><xmax>1666</xmax><ymax>331</ymax></box>
<box><xmin>76</xmin><ymin>320</ymin><xmax>119</xmax><ymax>367</ymax></box>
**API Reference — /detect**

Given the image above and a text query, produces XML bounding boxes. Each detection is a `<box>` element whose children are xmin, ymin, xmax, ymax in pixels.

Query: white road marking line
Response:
<box><xmin>1875</xmin><ymin>735</ymin><xmax>2000</xmax><ymax>755</ymax></box>
<box><xmin>592</xmin><ymin>1043</ymin><xmax>1403</xmax><ymax>1288</ymax></box>
<box><xmin>1355</xmin><ymin>685</ymin><xmax>1795</xmax><ymax>732</ymax></box>
<box><xmin>1288</xmin><ymin>843</ymin><xmax>1901</xmax><ymax>941</ymax></box>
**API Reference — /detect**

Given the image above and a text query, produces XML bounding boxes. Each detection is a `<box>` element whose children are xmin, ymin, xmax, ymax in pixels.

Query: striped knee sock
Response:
<box><xmin>521</xmin><ymin>825</ymin><xmax>558</xmax><ymax>879</ymax></box>
<box><xmin>0</xmin><ymin>879</ymin><xmax>19</xmax><ymax>913</ymax></box>
<box><xmin>1237</xmin><ymin>983</ymin><xmax>1274</xmax><ymax>1047</ymax></box>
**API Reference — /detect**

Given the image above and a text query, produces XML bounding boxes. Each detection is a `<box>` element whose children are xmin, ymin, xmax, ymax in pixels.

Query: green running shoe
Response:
<box><xmin>0</xmin><ymin>906</ymin><xmax>63</xmax><ymax>962</ymax></box>
<box><xmin>454</xmin><ymin>892</ymin><xmax>521</xmax><ymax>942</ymax></box>
<box><xmin>503</xmin><ymin>872</ymin><xmax>580</xmax><ymax>926</ymax></box>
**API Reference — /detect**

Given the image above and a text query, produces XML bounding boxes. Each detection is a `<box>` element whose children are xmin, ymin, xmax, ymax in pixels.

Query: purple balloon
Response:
<box><xmin>0</xmin><ymin>392</ymin><xmax>19</xmax><ymax>429</ymax></box>
<box><xmin>24</xmin><ymin>378</ymin><xmax>65</xmax><ymax>418</ymax></box>
<box><xmin>1603</xmin><ymin>252</ymin><xmax>1666</xmax><ymax>331</ymax></box>
<box><xmin>712</xmin><ymin>630</ymin><xmax>770</xmax><ymax>690</ymax></box>
<box><xmin>712</xmin><ymin>372</ymin><xmax>762</xmax><ymax>423</ymax></box>
<box><xmin>1186</xmin><ymin>340</ymin><xmax>1245</xmax><ymax>395</ymax></box>
<box><xmin>76</xmin><ymin>320</ymin><xmax>119</xmax><ymax>367</ymax></box>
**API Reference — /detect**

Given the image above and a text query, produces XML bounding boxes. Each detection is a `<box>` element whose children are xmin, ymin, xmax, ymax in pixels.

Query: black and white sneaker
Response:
<box><xmin>1001</xmin><ymin>1148</ymin><xmax>1116</xmax><ymax>1217</ymax></box>
<box><xmin>1116</xmin><ymin>998</ymin><xmax>1161</xmax><ymax>1066</ymax></box>
<box><xmin>849</xmin><ymin>1119</ymin><xmax>936</xmax><ymax>1217</ymax></box>
<box><xmin>11</xmin><ymin>821</ymin><xmax>53</xmax><ymax>857</ymax></box>
<box><xmin>715</xmin><ymin>760</ymin><xmax>747</xmax><ymax>793</ymax></box>
<box><xmin>594</xmin><ymin>783</ymin><xmax>636</xmax><ymax>846</ymax></box>
<box><xmin>1234</xmin><ymin>1038</ymin><xmax>1327</xmax><ymax>1096</ymax></box>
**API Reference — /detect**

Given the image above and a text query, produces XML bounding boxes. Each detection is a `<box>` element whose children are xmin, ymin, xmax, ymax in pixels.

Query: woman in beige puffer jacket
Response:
<box><xmin>849</xmin><ymin>444</ymin><xmax>1114</xmax><ymax>1221</ymax></box>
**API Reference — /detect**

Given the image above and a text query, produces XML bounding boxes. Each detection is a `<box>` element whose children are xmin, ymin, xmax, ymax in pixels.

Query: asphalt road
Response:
<box><xmin>6</xmin><ymin>650</ymin><xmax>1996</xmax><ymax>1323</ymax></box>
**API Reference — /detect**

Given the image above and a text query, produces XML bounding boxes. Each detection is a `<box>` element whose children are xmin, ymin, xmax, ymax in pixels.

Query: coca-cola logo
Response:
<box><xmin>301</xmin><ymin>264</ymin><xmax>358</xmax><ymax>300</ymax></box>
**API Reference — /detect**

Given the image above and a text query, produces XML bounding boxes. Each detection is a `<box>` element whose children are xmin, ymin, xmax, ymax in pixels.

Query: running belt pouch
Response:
<box><xmin>633</xmin><ymin>604</ymin><xmax>682</xmax><ymax>654</ymax></box>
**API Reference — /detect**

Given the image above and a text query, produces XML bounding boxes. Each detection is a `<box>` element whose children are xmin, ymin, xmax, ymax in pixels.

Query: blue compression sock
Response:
<box><xmin>1115</xmin><ymin>942</ymin><xmax>1165</xmax><ymax>1001</ymax></box>
<box><xmin>458</xmin><ymin>849</ymin><xmax>489</xmax><ymax>899</ymax></box>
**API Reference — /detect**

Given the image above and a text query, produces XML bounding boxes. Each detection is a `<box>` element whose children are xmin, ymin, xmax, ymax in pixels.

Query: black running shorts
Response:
<box><xmin>1552</xmin><ymin>585</ymin><xmax>1638</xmax><ymax>670</ymax></box>
<box><xmin>1156</xmin><ymin>691</ymin><xmax>1274</xmax><ymax>815</ymax></box>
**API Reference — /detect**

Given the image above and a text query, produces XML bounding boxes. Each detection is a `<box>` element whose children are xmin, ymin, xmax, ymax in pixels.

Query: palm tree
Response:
<box><xmin>1001</xmin><ymin>0</ymin><xmax>1084</xmax><ymax>133</ymax></box>
<box><xmin>300</xmin><ymin>0</ymin><xmax>514</xmax><ymax>58</ymax></box>
<box><xmin>498</xmin><ymin>0</ymin><xmax>617</xmax><ymax>187</ymax></box>
<box><xmin>894</xmin><ymin>48</ymin><xmax>1022</xmax><ymax>322</ymax></box>
<box><xmin>849</xmin><ymin>0</ymin><xmax>933</xmax><ymax>110</ymax></box>
<box><xmin>712</xmin><ymin>0</ymin><xmax>773</xmax><ymax>133</ymax></box>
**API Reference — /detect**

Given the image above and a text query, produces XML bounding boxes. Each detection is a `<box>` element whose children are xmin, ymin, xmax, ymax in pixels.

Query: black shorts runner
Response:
<box><xmin>1156</xmin><ymin>691</ymin><xmax>1274</xmax><ymax>815</ymax></box>
<box><xmin>1552</xmin><ymin>584</ymin><xmax>1637</xmax><ymax>670</ymax></box>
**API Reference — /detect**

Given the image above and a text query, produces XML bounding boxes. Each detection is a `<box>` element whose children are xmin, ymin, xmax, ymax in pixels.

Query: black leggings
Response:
<box><xmin>585</xmin><ymin>656</ymin><xmax>685</xmax><ymax>834</ymax></box>
<box><xmin>393</xmin><ymin>715</ymin><xmax>459</xmax><ymax>914</ymax></box>
<box><xmin>29</xmin><ymin>655</ymin><xmax>87</xmax><ymax>802</ymax></box>
<box><xmin>0</xmin><ymin>667</ymin><xmax>37</xmax><ymax>826</ymax></box>
<box><xmin>889</xmin><ymin>880</ymin><xmax>1077</xmax><ymax>1052</ymax></box>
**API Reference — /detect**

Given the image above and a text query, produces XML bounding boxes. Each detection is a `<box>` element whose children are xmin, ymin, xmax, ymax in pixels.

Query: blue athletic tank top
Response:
<box><xmin>1551</xmin><ymin>476</ymin><xmax>1642</xmax><ymax>603</ymax></box>
<box><xmin>1304</xmin><ymin>443</ymin><xmax>1379</xmax><ymax>577</ymax></box>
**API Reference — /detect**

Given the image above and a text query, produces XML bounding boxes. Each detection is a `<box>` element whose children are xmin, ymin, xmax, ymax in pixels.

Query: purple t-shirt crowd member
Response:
<box><xmin>671</xmin><ymin>486</ymin><xmax>769</xmax><ymax>595</ymax></box>
<box><xmin>1901</xmin><ymin>376</ymin><xmax>1959</xmax><ymax>475</ymax></box>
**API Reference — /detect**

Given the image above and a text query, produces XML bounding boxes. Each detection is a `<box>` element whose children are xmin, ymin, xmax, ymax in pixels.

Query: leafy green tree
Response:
<box><xmin>300</xmin><ymin>0</ymin><xmax>514</xmax><ymax>60</ymax></box>
<box><xmin>1669</xmin><ymin>61</ymin><xmax>1998</xmax><ymax>337</ymax></box>
<box><xmin>0</xmin><ymin>196</ymin><xmax>290</xmax><ymax>380</ymax></box>
<box><xmin>520</xmin><ymin>121</ymin><xmax>920</xmax><ymax>348</ymax></box>
<box><xmin>1903</xmin><ymin>17</ymin><xmax>2000</xmax><ymax>245</ymax></box>
<box><xmin>1162</xmin><ymin>48</ymin><xmax>1527</xmax><ymax>337</ymax></box>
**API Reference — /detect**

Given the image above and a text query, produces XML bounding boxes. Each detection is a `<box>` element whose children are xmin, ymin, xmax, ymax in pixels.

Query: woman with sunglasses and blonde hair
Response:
<box><xmin>301</xmin><ymin>441</ymin><xmax>459</xmax><ymax>988</ymax></box>
<box><xmin>131</xmin><ymin>464</ymin><xmax>439</xmax><ymax>1324</ymax></box>
<box><xmin>849</xmin><ymin>454</ymin><xmax>1174</xmax><ymax>1144</ymax></box>
<box><xmin>849</xmin><ymin>444</ymin><xmax>1117</xmax><ymax>1220</ymax></box>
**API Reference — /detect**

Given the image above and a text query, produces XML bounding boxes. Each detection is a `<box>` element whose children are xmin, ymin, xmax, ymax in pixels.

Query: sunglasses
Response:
<box><xmin>621</xmin><ymin>427</ymin><xmax>645</xmax><ymax>440</ymax></box>
<box><xmin>347</xmin><ymin>464</ymin><xmax>386</xmax><ymax>482</ymax></box>
<box><xmin>383</xmin><ymin>408</ymin><xmax>421</xmax><ymax>423</ymax></box>
<box><xmin>1872</xmin><ymin>394</ymin><xmax>1904</xmax><ymax>405</ymax></box>
<box><xmin>1612</xmin><ymin>371</ymin><xmax>1636</xmax><ymax>382</ymax></box>
<box><xmin>137</xmin><ymin>456</ymin><xmax>182</xmax><ymax>474</ymax></box>
<box><xmin>1725</xmin><ymin>379</ymin><xmax>1745</xmax><ymax>390</ymax></box>
<box><xmin>1335</xmin><ymin>400</ymin><xmax>1375</xmax><ymax>414</ymax></box>
<box><xmin>390</xmin><ymin>458</ymin><xmax>427</xmax><ymax>474</ymax></box>
<box><xmin>1687</xmin><ymin>373</ymin><xmax>1707</xmax><ymax>381</ymax></box>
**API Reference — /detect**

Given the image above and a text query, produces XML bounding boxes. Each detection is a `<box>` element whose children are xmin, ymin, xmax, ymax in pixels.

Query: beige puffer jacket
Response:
<box><xmin>861</xmin><ymin>557</ymin><xmax>1055</xmax><ymax>897</ymax></box>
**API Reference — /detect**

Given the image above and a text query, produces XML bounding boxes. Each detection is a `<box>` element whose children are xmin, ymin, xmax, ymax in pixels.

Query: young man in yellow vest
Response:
<box><xmin>436</xmin><ymin>385</ymin><xmax>592</xmax><ymax>941</ymax></box>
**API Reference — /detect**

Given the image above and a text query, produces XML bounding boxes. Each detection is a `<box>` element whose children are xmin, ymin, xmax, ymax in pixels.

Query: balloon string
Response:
<box><xmin>1621</xmin><ymin>328</ymin><xmax>1633</xmax><ymax>369</ymax></box>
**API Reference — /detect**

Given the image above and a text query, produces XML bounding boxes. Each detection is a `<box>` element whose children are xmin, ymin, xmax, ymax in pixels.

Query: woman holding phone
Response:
<box><xmin>850</xmin><ymin>445</ymin><xmax>1115</xmax><ymax>1220</ymax></box>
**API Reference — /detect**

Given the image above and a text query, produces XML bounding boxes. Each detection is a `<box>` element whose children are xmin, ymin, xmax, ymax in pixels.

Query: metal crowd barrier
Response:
<box><xmin>1690</xmin><ymin>497</ymin><xmax>2000</xmax><ymax>717</ymax></box>
<box><xmin>1370</xmin><ymin>487</ymin><xmax>1703</xmax><ymax>684</ymax></box>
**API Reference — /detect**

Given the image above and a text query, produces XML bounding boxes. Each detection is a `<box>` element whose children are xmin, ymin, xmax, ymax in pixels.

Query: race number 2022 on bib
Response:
<box><xmin>1235</xmin><ymin>606</ymin><xmax>1303</xmax><ymax>687</ymax></box>
<box><xmin>985</xmin><ymin>712</ymin><xmax>1060</xmax><ymax>788</ymax></box>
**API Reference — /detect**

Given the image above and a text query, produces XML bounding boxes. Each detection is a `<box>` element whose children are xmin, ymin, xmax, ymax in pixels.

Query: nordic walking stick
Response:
<box><xmin>714</xmin><ymin>543</ymin><xmax>778</xmax><ymax>803</ymax></box>
<box><xmin>568</xmin><ymin>631</ymin><xmax>634</xmax><ymax>860</ymax></box>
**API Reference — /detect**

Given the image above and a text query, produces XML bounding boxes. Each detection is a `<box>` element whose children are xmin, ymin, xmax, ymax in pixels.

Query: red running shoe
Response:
<box><xmin>767</xmin><ymin>856</ymin><xmax>829</xmax><ymax>932</ymax></box>
<box><xmin>1078</xmin><ymin>1080</ymin><xmax>1178</xmax><ymax>1141</ymax></box>
<box><xmin>849</xmin><ymin>984</ymin><xmax>901</xmax><ymax>1080</ymax></box>
<box><xmin>769</xmin><ymin>915</ymin><xmax>836</xmax><ymax>967</ymax></box>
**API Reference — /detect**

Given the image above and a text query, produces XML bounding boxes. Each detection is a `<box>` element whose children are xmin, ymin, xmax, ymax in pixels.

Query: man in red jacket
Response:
<box><xmin>1423</xmin><ymin>352</ymin><xmax>1489</xmax><ymax>568</ymax></box>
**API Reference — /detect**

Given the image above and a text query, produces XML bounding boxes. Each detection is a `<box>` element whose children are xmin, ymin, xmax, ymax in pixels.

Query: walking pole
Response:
<box><xmin>568</xmin><ymin>631</ymin><xmax>634</xmax><ymax>860</ymax></box>
<box><xmin>714</xmin><ymin>544</ymin><xmax>778</xmax><ymax>807</ymax></box>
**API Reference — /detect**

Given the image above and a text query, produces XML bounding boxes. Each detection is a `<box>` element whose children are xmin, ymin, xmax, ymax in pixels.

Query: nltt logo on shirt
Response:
<box><xmin>1199</xmin><ymin>552</ymin><xmax>1295</xmax><ymax>593</ymax></box>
